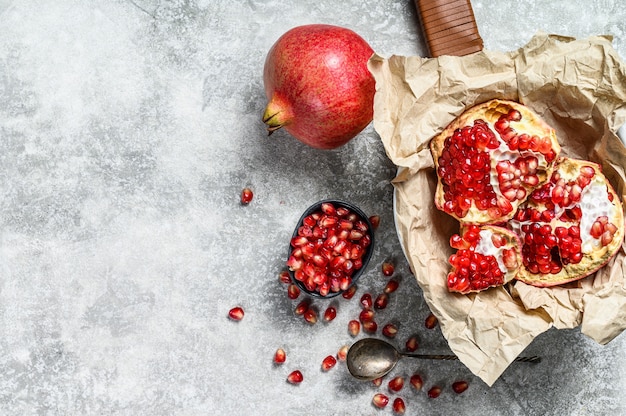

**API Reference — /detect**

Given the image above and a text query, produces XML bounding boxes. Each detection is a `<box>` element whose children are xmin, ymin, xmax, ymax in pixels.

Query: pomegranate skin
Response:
<box><xmin>262</xmin><ymin>24</ymin><xmax>375</xmax><ymax>149</ymax></box>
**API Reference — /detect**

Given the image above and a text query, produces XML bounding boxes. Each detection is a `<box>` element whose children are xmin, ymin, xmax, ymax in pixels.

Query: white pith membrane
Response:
<box><xmin>489</xmin><ymin>140</ymin><xmax>548</xmax><ymax>198</ymax></box>
<box><xmin>474</xmin><ymin>228</ymin><xmax>507</xmax><ymax>273</ymax></box>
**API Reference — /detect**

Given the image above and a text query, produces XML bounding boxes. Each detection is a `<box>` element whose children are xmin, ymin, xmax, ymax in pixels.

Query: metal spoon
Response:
<box><xmin>346</xmin><ymin>338</ymin><xmax>542</xmax><ymax>381</ymax></box>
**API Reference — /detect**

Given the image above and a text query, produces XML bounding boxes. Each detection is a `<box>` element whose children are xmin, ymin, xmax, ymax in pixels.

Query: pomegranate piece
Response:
<box><xmin>359</xmin><ymin>308</ymin><xmax>375</xmax><ymax>323</ymax></box>
<box><xmin>348</xmin><ymin>320</ymin><xmax>360</xmax><ymax>336</ymax></box>
<box><xmin>228</xmin><ymin>306</ymin><xmax>244</xmax><ymax>321</ymax></box>
<box><xmin>405</xmin><ymin>336</ymin><xmax>419</xmax><ymax>352</ymax></box>
<box><xmin>388</xmin><ymin>376</ymin><xmax>404</xmax><ymax>392</ymax></box>
<box><xmin>336</xmin><ymin>345</ymin><xmax>349</xmax><ymax>361</ymax></box>
<box><xmin>431</xmin><ymin>99</ymin><xmax>560</xmax><ymax>224</ymax></box>
<box><xmin>341</xmin><ymin>284</ymin><xmax>357</xmax><ymax>299</ymax></box>
<box><xmin>446</xmin><ymin>224</ymin><xmax>522</xmax><ymax>293</ymax></box>
<box><xmin>369</xmin><ymin>215</ymin><xmax>381</xmax><ymax>229</ymax></box>
<box><xmin>384</xmin><ymin>279</ymin><xmax>399</xmax><ymax>294</ymax></box>
<box><xmin>425</xmin><ymin>313</ymin><xmax>438</xmax><ymax>329</ymax></box>
<box><xmin>303</xmin><ymin>307</ymin><xmax>318</xmax><ymax>324</ymax></box>
<box><xmin>273</xmin><ymin>348</ymin><xmax>286</xmax><ymax>364</ymax></box>
<box><xmin>392</xmin><ymin>397</ymin><xmax>406</xmax><ymax>414</ymax></box>
<box><xmin>362</xmin><ymin>320</ymin><xmax>378</xmax><ymax>334</ymax></box>
<box><xmin>278</xmin><ymin>270</ymin><xmax>292</xmax><ymax>284</ymax></box>
<box><xmin>409</xmin><ymin>373</ymin><xmax>423</xmax><ymax>390</ymax></box>
<box><xmin>372</xmin><ymin>377</ymin><xmax>383</xmax><ymax>387</ymax></box>
<box><xmin>372</xmin><ymin>393</ymin><xmax>389</xmax><ymax>409</ymax></box>
<box><xmin>287</xmin><ymin>284</ymin><xmax>301</xmax><ymax>300</ymax></box>
<box><xmin>512</xmin><ymin>157</ymin><xmax>624</xmax><ymax>287</ymax></box>
<box><xmin>294</xmin><ymin>300</ymin><xmax>310</xmax><ymax>316</ymax></box>
<box><xmin>360</xmin><ymin>293</ymin><xmax>373</xmax><ymax>309</ymax></box>
<box><xmin>381</xmin><ymin>261</ymin><xmax>395</xmax><ymax>276</ymax></box>
<box><xmin>374</xmin><ymin>293</ymin><xmax>389</xmax><ymax>309</ymax></box>
<box><xmin>428</xmin><ymin>386</ymin><xmax>442</xmax><ymax>398</ymax></box>
<box><xmin>287</xmin><ymin>370</ymin><xmax>303</xmax><ymax>384</ymax></box>
<box><xmin>240</xmin><ymin>187</ymin><xmax>253</xmax><ymax>205</ymax></box>
<box><xmin>323</xmin><ymin>306</ymin><xmax>337</xmax><ymax>322</ymax></box>
<box><xmin>382</xmin><ymin>323</ymin><xmax>398</xmax><ymax>338</ymax></box>
<box><xmin>452</xmin><ymin>380</ymin><xmax>469</xmax><ymax>394</ymax></box>
<box><xmin>321</xmin><ymin>355</ymin><xmax>337</xmax><ymax>371</ymax></box>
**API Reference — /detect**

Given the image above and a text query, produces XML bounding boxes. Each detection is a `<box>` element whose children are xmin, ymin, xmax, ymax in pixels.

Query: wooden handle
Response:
<box><xmin>415</xmin><ymin>0</ymin><xmax>484</xmax><ymax>57</ymax></box>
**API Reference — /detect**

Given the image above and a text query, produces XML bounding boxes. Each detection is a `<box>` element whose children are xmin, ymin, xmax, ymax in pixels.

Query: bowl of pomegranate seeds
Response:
<box><xmin>286</xmin><ymin>200</ymin><xmax>375</xmax><ymax>298</ymax></box>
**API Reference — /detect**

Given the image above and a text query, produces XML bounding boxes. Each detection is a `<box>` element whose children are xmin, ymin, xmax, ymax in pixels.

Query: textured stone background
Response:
<box><xmin>0</xmin><ymin>1</ymin><xmax>625</xmax><ymax>415</ymax></box>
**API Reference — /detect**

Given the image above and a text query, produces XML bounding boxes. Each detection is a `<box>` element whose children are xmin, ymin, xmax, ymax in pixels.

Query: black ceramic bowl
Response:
<box><xmin>286</xmin><ymin>199</ymin><xmax>375</xmax><ymax>298</ymax></box>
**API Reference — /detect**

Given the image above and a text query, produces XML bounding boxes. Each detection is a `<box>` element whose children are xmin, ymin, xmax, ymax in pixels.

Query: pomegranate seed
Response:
<box><xmin>362</xmin><ymin>320</ymin><xmax>378</xmax><ymax>334</ymax></box>
<box><xmin>348</xmin><ymin>320</ymin><xmax>360</xmax><ymax>336</ymax></box>
<box><xmin>320</xmin><ymin>202</ymin><xmax>337</xmax><ymax>216</ymax></box>
<box><xmin>388</xmin><ymin>376</ymin><xmax>404</xmax><ymax>392</ymax></box>
<box><xmin>287</xmin><ymin>370</ymin><xmax>303</xmax><ymax>384</ymax></box>
<box><xmin>278</xmin><ymin>270</ymin><xmax>292</xmax><ymax>284</ymax></box>
<box><xmin>228</xmin><ymin>306</ymin><xmax>244</xmax><ymax>321</ymax></box>
<box><xmin>428</xmin><ymin>386</ymin><xmax>442</xmax><ymax>398</ymax></box>
<box><xmin>273</xmin><ymin>348</ymin><xmax>286</xmax><ymax>364</ymax></box>
<box><xmin>384</xmin><ymin>279</ymin><xmax>399</xmax><ymax>294</ymax></box>
<box><xmin>240</xmin><ymin>187</ymin><xmax>253</xmax><ymax>205</ymax></box>
<box><xmin>368</xmin><ymin>215</ymin><xmax>380</xmax><ymax>229</ymax></box>
<box><xmin>425</xmin><ymin>313</ymin><xmax>438</xmax><ymax>329</ymax></box>
<box><xmin>374</xmin><ymin>293</ymin><xmax>389</xmax><ymax>309</ymax></box>
<box><xmin>382</xmin><ymin>323</ymin><xmax>398</xmax><ymax>338</ymax></box>
<box><xmin>303</xmin><ymin>307</ymin><xmax>318</xmax><ymax>324</ymax></box>
<box><xmin>359</xmin><ymin>308</ymin><xmax>375</xmax><ymax>323</ymax></box>
<box><xmin>287</xmin><ymin>284</ymin><xmax>300</xmax><ymax>300</ymax></box>
<box><xmin>294</xmin><ymin>300</ymin><xmax>310</xmax><ymax>315</ymax></box>
<box><xmin>381</xmin><ymin>262</ymin><xmax>395</xmax><ymax>276</ymax></box>
<box><xmin>372</xmin><ymin>393</ymin><xmax>389</xmax><ymax>409</ymax></box>
<box><xmin>452</xmin><ymin>380</ymin><xmax>469</xmax><ymax>394</ymax></box>
<box><xmin>392</xmin><ymin>397</ymin><xmax>406</xmax><ymax>414</ymax></box>
<box><xmin>405</xmin><ymin>336</ymin><xmax>419</xmax><ymax>352</ymax></box>
<box><xmin>410</xmin><ymin>374</ymin><xmax>423</xmax><ymax>390</ymax></box>
<box><xmin>336</xmin><ymin>345</ymin><xmax>349</xmax><ymax>361</ymax></box>
<box><xmin>321</xmin><ymin>355</ymin><xmax>337</xmax><ymax>371</ymax></box>
<box><xmin>323</xmin><ymin>306</ymin><xmax>337</xmax><ymax>322</ymax></box>
<box><xmin>360</xmin><ymin>293</ymin><xmax>373</xmax><ymax>309</ymax></box>
<box><xmin>372</xmin><ymin>377</ymin><xmax>383</xmax><ymax>387</ymax></box>
<box><xmin>342</xmin><ymin>285</ymin><xmax>357</xmax><ymax>299</ymax></box>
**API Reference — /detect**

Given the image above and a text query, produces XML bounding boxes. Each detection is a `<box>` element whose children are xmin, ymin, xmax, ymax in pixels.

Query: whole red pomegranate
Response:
<box><xmin>262</xmin><ymin>24</ymin><xmax>376</xmax><ymax>149</ymax></box>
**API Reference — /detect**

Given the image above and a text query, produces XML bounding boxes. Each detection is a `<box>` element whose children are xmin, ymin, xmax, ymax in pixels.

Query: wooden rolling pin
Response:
<box><xmin>414</xmin><ymin>0</ymin><xmax>484</xmax><ymax>57</ymax></box>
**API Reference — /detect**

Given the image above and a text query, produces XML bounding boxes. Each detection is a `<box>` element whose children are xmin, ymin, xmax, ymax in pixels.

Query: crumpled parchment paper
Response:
<box><xmin>368</xmin><ymin>32</ymin><xmax>626</xmax><ymax>386</ymax></box>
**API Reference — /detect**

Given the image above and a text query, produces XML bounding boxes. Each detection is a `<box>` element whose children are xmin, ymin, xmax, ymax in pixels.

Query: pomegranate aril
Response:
<box><xmin>303</xmin><ymin>307</ymin><xmax>318</xmax><ymax>324</ymax></box>
<box><xmin>321</xmin><ymin>202</ymin><xmax>337</xmax><ymax>216</ymax></box>
<box><xmin>369</xmin><ymin>215</ymin><xmax>380</xmax><ymax>229</ymax></box>
<box><xmin>425</xmin><ymin>313</ymin><xmax>438</xmax><ymax>329</ymax></box>
<box><xmin>294</xmin><ymin>300</ymin><xmax>310</xmax><ymax>316</ymax></box>
<box><xmin>428</xmin><ymin>386</ymin><xmax>441</xmax><ymax>398</ymax></box>
<box><xmin>360</xmin><ymin>293</ymin><xmax>373</xmax><ymax>309</ymax></box>
<box><xmin>372</xmin><ymin>377</ymin><xmax>383</xmax><ymax>387</ymax></box>
<box><xmin>342</xmin><ymin>285</ymin><xmax>357</xmax><ymax>299</ymax></box>
<box><xmin>382</xmin><ymin>323</ymin><xmax>398</xmax><ymax>338</ymax></box>
<box><xmin>362</xmin><ymin>320</ymin><xmax>378</xmax><ymax>334</ymax></box>
<box><xmin>359</xmin><ymin>308</ymin><xmax>375</xmax><ymax>323</ymax></box>
<box><xmin>392</xmin><ymin>397</ymin><xmax>406</xmax><ymax>414</ymax></box>
<box><xmin>405</xmin><ymin>336</ymin><xmax>419</xmax><ymax>352</ymax></box>
<box><xmin>452</xmin><ymin>380</ymin><xmax>469</xmax><ymax>394</ymax></box>
<box><xmin>240</xmin><ymin>187</ymin><xmax>253</xmax><ymax>205</ymax></box>
<box><xmin>228</xmin><ymin>306</ymin><xmax>244</xmax><ymax>321</ymax></box>
<box><xmin>273</xmin><ymin>348</ymin><xmax>286</xmax><ymax>364</ymax></box>
<box><xmin>278</xmin><ymin>270</ymin><xmax>292</xmax><ymax>284</ymax></box>
<box><xmin>321</xmin><ymin>355</ymin><xmax>337</xmax><ymax>371</ymax></box>
<box><xmin>337</xmin><ymin>345</ymin><xmax>349</xmax><ymax>361</ymax></box>
<box><xmin>410</xmin><ymin>374</ymin><xmax>423</xmax><ymax>390</ymax></box>
<box><xmin>348</xmin><ymin>320</ymin><xmax>360</xmax><ymax>336</ymax></box>
<box><xmin>384</xmin><ymin>279</ymin><xmax>400</xmax><ymax>294</ymax></box>
<box><xmin>287</xmin><ymin>284</ymin><xmax>300</xmax><ymax>300</ymax></box>
<box><xmin>287</xmin><ymin>370</ymin><xmax>303</xmax><ymax>384</ymax></box>
<box><xmin>372</xmin><ymin>393</ymin><xmax>389</xmax><ymax>409</ymax></box>
<box><xmin>388</xmin><ymin>376</ymin><xmax>404</xmax><ymax>392</ymax></box>
<box><xmin>382</xmin><ymin>262</ymin><xmax>395</xmax><ymax>276</ymax></box>
<box><xmin>374</xmin><ymin>293</ymin><xmax>389</xmax><ymax>309</ymax></box>
<box><xmin>323</xmin><ymin>306</ymin><xmax>337</xmax><ymax>322</ymax></box>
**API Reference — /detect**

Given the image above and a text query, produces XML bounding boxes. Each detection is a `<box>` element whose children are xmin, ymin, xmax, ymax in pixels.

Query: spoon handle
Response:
<box><xmin>401</xmin><ymin>353</ymin><xmax>542</xmax><ymax>363</ymax></box>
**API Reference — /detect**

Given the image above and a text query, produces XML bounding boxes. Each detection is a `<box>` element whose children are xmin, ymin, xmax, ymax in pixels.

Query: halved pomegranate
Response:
<box><xmin>431</xmin><ymin>99</ymin><xmax>560</xmax><ymax>224</ymax></box>
<box><xmin>447</xmin><ymin>224</ymin><xmax>522</xmax><ymax>293</ymax></box>
<box><xmin>510</xmin><ymin>157</ymin><xmax>624</xmax><ymax>287</ymax></box>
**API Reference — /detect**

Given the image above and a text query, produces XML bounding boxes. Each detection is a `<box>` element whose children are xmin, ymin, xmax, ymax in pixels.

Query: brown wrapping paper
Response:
<box><xmin>368</xmin><ymin>33</ymin><xmax>626</xmax><ymax>386</ymax></box>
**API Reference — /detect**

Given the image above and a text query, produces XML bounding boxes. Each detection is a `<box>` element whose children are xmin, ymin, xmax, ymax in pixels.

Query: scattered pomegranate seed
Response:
<box><xmin>425</xmin><ymin>313</ymin><xmax>438</xmax><ymax>329</ymax></box>
<box><xmin>384</xmin><ymin>279</ymin><xmax>399</xmax><ymax>294</ymax></box>
<box><xmin>381</xmin><ymin>262</ymin><xmax>395</xmax><ymax>276</ymax></box>
<box><xmin>410</xmin><ymin>374</ymin><xmax>423</xmax><ymax>390</ymax></box>
<box><xmin>278</xmin><ymin>270</ymin><xmax>292</xmax><ymax>284</ymax></box>
<box><xmin>294</xmin><ymin>300</ymin><xmax>310</xmax><ymax>316</ymax></box>
<box><xmin>240</xmin><ymin>187</ymin><xmax>253</xmax><ymax>205</ymax></box>
<box><xmin>348</xmin><ymin>320</ymin><xmax>360</xmax><ymax>336</ymax></box>
<box><xmin>336</xmin><ymin>345</ymin><xmax>349</xmax><ymax>361</ymax></box>
<box><xmin>372</xmin><ymin>377</ymin><xmax>383</xmax><ymax>387</ymax></box>
<box><xmin>452</xmin><ymin>380</ymin><xmax>469</xmax><ymax>394</ymax></box>
<box><xmin>303</xmin><ymin>307</ymin><xmax>318</xmax><ymax>324</ymax></box>
<box><xmin>359</xmin><ymin>308</ymin><xmax>375</xmax><ymax>323</ymax></box>
<box><xmin>287</xmin><ymin>370</ymin><xmax>303</xmax><ymax>384</ymax></box>
<box><xmin>287</xmin><ymin>284</ymin><xmax>300</xmax><ymax>300</ymax></box>
<box><xmin>360</xmin><ymin>293</ymin><xmax>373</xmax><ymax>309</ymax></box>
<box><xmin>382</xmin><ymin>323</ymin><xmax>398</xmax><ymax>338</ymax></box>
<box><xmin>428</xmin><ymin>385</ymin><xmax>441</xmax><ymax>398</ymax></box>
<box><xmin>392</xmin><ymin>397</ymin><xmax>406</xmax><ymax>414</ymax></box>
<box><xmin>228</xmin><ymin>306</ymin><xmax>244</xmax><ymax>321</ymax></box>
<box><xmin>372</xmin><ymin>393</ymin><xmax>389</xmax><ymax>409</ymax></box>
<box><xmin>321</xmin><ymin>355</ymin><xmax>337</xmax><ymax>371</ymax></box>
<box><xmin>374</xmin><ymin>293</ymin><xmax>389</xmax><ymax>309</ymax></box>
<box><xmin>273</xmin><ymin>348</ymin><xmax>286</xmax><ymax>364</ymax></box>
<box><xmin>388</xmin><ymin>376</ymin><xmax>404</xmax><ymax>392</ymax></box>
<box><xmin>368</xmin><ymin>215</ymin><xmax>380</xmax><ymax>229</ymax></box>
<box><xmin>323</xmin><ymin>306</ymin><xmax>337</xmax><ymax>322</ymax></box>
<box><xmin>341</xmin><ymin>285</ymin><xmax>357</xmax><ymax>299</ymax></box>
<box><xmin>405</xmin><ymin>336</ymin><xmax>419</xmax><ymax>352</ymax></box>
<box><xmin>362</xmin><ymin>320</ymin><xmax>378</xmax><ymax>334</ymax></box>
